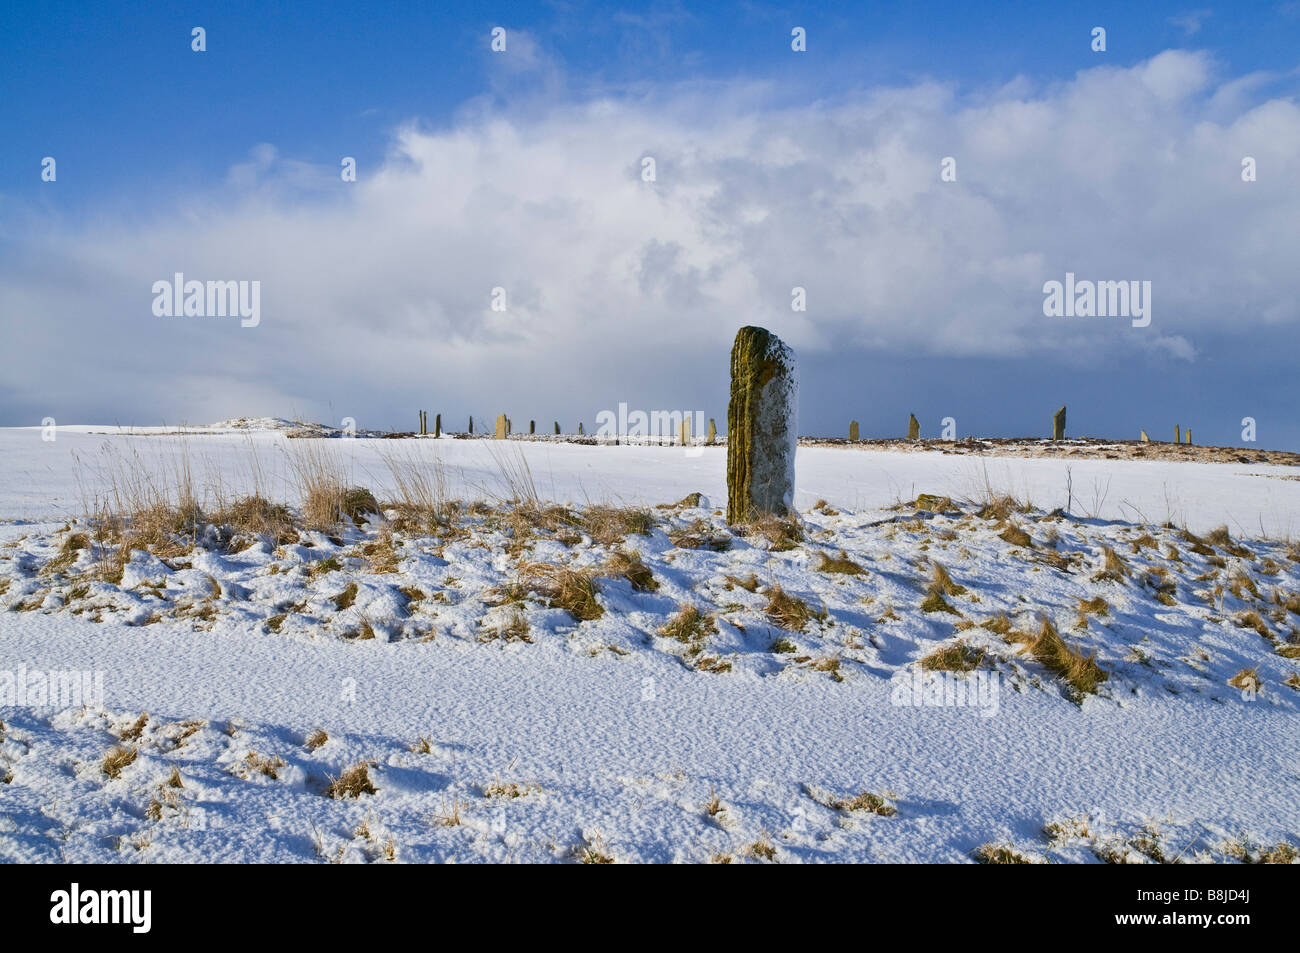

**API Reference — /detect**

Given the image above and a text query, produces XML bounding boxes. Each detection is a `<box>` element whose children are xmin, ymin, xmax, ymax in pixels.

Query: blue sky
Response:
<box><xmin>2</xmin><ymin>1</ymin><xmax>1299</xmax><ymax>446</ymax></box>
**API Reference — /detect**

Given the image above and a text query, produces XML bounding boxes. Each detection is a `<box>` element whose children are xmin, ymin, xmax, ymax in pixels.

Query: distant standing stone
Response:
<box><xmin>495</xmin><ymin>414</ymin><xmax>508</xmax><ymax>440</ymax></box>
<box><xmin>1053</xmin><ymin>406</ymin><xmax>1066</xmax><ymax>440</ymax></box>
<box><xmin>908</xmin><ymin>414</ymin><xmax>920</xmax><ymax>440</ymax></box>
<box><xmin>726</xmin><ymin>326</ymin><xmax>797</xmax><ymax>524</ymax></box>
<box><xmin>707</xmin><ymin>418</ymin><xmax>717</xmax><ymax>444</ymax></box>
<box><xmin>849</xmin><ymin>420</ymin><xmax>859</xmax><ymax>442</ymax></box>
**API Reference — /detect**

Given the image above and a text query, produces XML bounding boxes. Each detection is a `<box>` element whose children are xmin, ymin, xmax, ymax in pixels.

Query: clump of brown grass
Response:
<box><xmin>381</xmin><ymin>446</ymin><xmax>454</xmax><ymax>533</ymax></box>
<box><xmin>243</xmin><ymin>752</ymin><xmax>286</xmax><ymax>779</ymax></box>
<box><xmin>668</xmin><ymin>518</ymin><xmax>730</xmax><ymax>551</ymax></box>
<box><xmin>998</xmin><ymin>523</ymin><xmax>1033</xmax><ymax>548</ymax></box>
<box><xmin>1092</xmin><ymin>545</ymin><xmax>1129</xmax><ymax>583</ymax></box>
<box><xmin>580</xmin><ymin>504</ymin><xmax>654</xmax><ymax>547</ymax></box>
<box><xmin>928</xmin><ymin>562</ymin><xmax>967</xmax><ymax>597</ymax></box>
<box><xmin>980</xmin><ymin>614</ymin><xmax>1013</xmax><ymax>635</ymax></box>
<box><xmin>1228</xmin><ymin>668</ymin><xmax>1260</xmax><ymax>694</ymax></box>
<box><xmin>739</xmin><ymin>511</ymin><xmax>803</xmax><ymax>551</ymax></box>
<box><xmin>605</xmin><ymin>549</ymin><xmax>658</xmax><ymax>592</ymax></box>
<box><xmin>1016</xmin><ymin>617</ymin><xmax>1107</xmax><ymax>698</ymax></box>
<box><xmin>974</xmin><ymin>843</ymin><xmax>1033</xmax><ymax>864</ymax></box>
<box><xmin>325</xmin><ymin>762</ymin><xmax>377</xmax><ymax>799</ymax></box>
<box><xmin>519</xmin><ymin>563</ymin><xmax>603</xmax><ymax>621</ymax></box>
<box><xmin>216</xmin><ymin>494</ymin><xmax>297</xmax><ymax>544</ymax></box>
<box><xmin>658</xmin><ymin>605</ymin><xmax>717</xmax><ymax>643</ymax></box>
<box><xmin>102</xmin><ymin>745</ymin><xmax>137</xmax><ymax>779</ymax></box>
<box><xmin>1076</xmin><ymin>595</ymin><xmax>1111</xmax><ymax>627</ymax></box>
<box><xmin>332</xmin><ymin>581</ymin><xmax>359</xmax><ymax>612</ymax></box>
<box><xmin>816</xmin><ymin>550</ymin><xmax>866</xmax><ymax>575</ymax></box>
<box><xmin>1208</xmin><ymin>525</ymin><xmax>1253</xmax><ymax>558</ymax></box>
<box><xmin>305</xmin><ymin>729</ymin><xmax>329</xmax><ymax>751</ymax></box>
<box><xmin>764</xmin><ymin>585</ymin><xmax>818</xmax><ymax>632</ymax></box>
<box><xmin>920</xmin><ymin>592</ymin><xmax>962</xmax><ymax>615</ymax></box>
<box><xmin>1235</xmin><ymin>611</ymin><xmax>1271</xmax><ymax>639</ymax></box>
<box><xmin>920</xmin><ymin>641</ymin><xmax>985</xmax><ymax>673</ymax></box>
<box><xmin>723</xmin><ymin>573</ymin><xmax>759</xmax><ymax>592</ymax></box>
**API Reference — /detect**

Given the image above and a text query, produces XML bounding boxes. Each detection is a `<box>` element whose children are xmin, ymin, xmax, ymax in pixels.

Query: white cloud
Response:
<box><xmin>2</xmin><ymin>49</ymin><xmax>1298</xmax><ymax>426</ymax></box>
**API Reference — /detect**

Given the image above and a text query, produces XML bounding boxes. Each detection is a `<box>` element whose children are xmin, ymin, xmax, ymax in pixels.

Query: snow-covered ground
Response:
<box><xmin>1</xmin><ymin>425</ymin><xmax>1298</xmax><ymax>863</ymax></box>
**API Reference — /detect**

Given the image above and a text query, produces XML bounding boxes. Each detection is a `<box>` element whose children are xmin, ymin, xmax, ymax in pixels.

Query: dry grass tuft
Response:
<box><xmin>998</xmin><ymin>523</ymin><xmax>1033</xmax><ymax>548</ymax></box>
<box><xmin>580</xmin><ymin>505</ymin><xmax>654</xmax><ymax>547</ymax></box>
<box><xmin>927</xmin><ymin>562</ymin><xmax>967</xmax><ymax>597</ymax></box>
<box><xmin>974</xmin><ymin>843</ymin><xmax>1034</xmax><ymax>864</ymax></box>
<box><xmin>605</xmin><ymin>549</ymin><xmax>659</xmax><ymax>591</ymax></box>
<box><xmin>1092</xmin><ymin>545</ymin><xmax>1129</xmax><ymax>583</ymax></box>
<box><xmin>764</xmin><ymin>585</ymin><xmax>818</xmax><ymax>632</ymax></box>
<box><xmin>1235</xmin><ymin>611</ymin><xmax>1271</xmax><ymax>639</ymax></box>
<box><xmin>920</xmin><ymin>641</ymin><xmax>986</xmax><ymax>672</ymax></box>
<box><xmin>102</xmin><ymin>745</ymin><xmax>137</xmax><ymax>779</ymax></box>
<box><xmin>658</xmin><ymin>605</ymin><xmax>717</xmax><ymax>643</ymax></box>
<box><xmin>325</xmin><ymin>762</ymin><xmax>377</xmax><ymax>799</ymax></box>
<box><xmin>520</xmin><ymin>563</ymin><xmax>604</xmax><ymax>621</ymax></box>
<box><xmin>739</xmin><ymin>511</ymin><xmax>803</xmax><ymax>551</ymax></box>
<box><xmin>1228</xmin><ymin>667</ymin><xmax>1260</xmax><ymax>694</ymax></box>
<box><xmin>305</xmin><ymin>729</ymin><xmax>329</xmax><ymax>752</ymax></box>
<box><xmin>1017</xmin><ymin>617</ymin><xmax>1107</xmax><ymax>698</ymax></box>
<box><xmin>816</xmin><ymin>550</ymin><xmax>866</xmax><ymax>575</ymax></box>
<box><xmin>668</xmin><ymin>518</ymin><xmax>730</xmax><ymax>551</ymax></box>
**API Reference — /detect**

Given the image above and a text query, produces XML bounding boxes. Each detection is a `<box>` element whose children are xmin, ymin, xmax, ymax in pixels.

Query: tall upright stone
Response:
<box><xmin>1139</xmin><ymin>429</ymin><xmax>1148</xmax><ymax>443</ymax></box>
<box><xmin>578</xmin><ymin>422</ymin><xmax>584</xmax><ymax>436</ymax></box>
<box><xmin>707</xmin><ymin>418</ymin><xmax>717</xmax><ymax>445</ymax></box>
<box><xmin>1052</xmin><ymin>406</ymin><xmax>1066</xmax><ymax>440</ymax></box>
<box><xmin>435</xmin><ymin>413</ymin><xmax>441</xmax><ymax>438</ymax></box>
<box><xmin>1186</xmin><ymin>429</ymin><xmax>1192</xmax><ymax>445</ymax></box>
<box><xmin>679</xmin><ymin>418</ymin><xmax>689</xmax><ymax>446</ymax></box>
<box><xmin>495</xmin><ymin>414</ymin><xmax>508</xmax><ymax>440</ymax></box>
<box><xmin>726</xmin><ymin>326</ymin><xmax>797</xmax><ymax>524</ymax></box>
<box><xmin>469</xmin><ymin>416</ymin><xmax>474</xmax><ymax>435</ymax></box>
<box><xmin>554</xmin><ymin>421</ymin><xmax>560</xmax><ymax>435</ymax></box>
<box><xmin>1175</xmin><ymin>425</ymin><xmax>1181</xmax><ymax>444</ymax></box>
<box><xmin>849</xmin><ymin>420</ymin><xmax>860</xmax><ymax>442</ymax></box>
<box><xmin>907</xmin><ymin>414</ymin><xmax>920</xmax><ymax>440</ymax></box>
<box><xmin>529</xmin><ymin>420</ymin><xmax>535</xmax><ymax>435</ymax></box>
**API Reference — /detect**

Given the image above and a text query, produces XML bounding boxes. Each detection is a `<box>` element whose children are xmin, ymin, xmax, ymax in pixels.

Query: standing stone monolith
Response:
<box><xmin>1053</xmin><ymin>406</ymin><xmax>1066</xmax><ymax>440</ymax></box>
<box><xmin>495</xmin><ymin>414</ymin><xmax>508</xmax><ymax>440</ymax></box>
<box><xmin>726</xmin><ymin>326</ymin><xmax>797</xmax><ymax>524</ymax></box>
<box><xmin>554</xmin><ymin>421</ymin><xmax>560</xmax><ymax>435</ymax></box>
<box><xmin>849</xmin><ymin>420</ymin><xmax>859</xmax><ymax>442</ymax></box>
<box><xmin>707</xmin><ymin>418</ymin><xmax>717</xmax><ymax>444</ymax></box>
<box><xmin>1175</xmin><ymin>425</ymin><xmax>1181</xmax><ymax>444</ymax></box>
<box><xmin>1186</xmin><ymin>429</ymin><xmax>1192</xmax><ymax>445</ymax></box>
<box><xmin>435</xmin><ymin>413</ymin><xmax>441</xmax><ymax>438</ymax></box>
<box><xmin>1140</xmin><ymin>429</ymin><xmax>1148</xmax><ymax>443</ymax></box>
<box><xmin>578</xmin><ymin>422</ymin><xmax>584</xmax><ymax>436</ymax></box>
<box><xmin>907</xmin><ymin>414</ymin><xmax>920</xmax><ymax>440</ymax></box>
<box><xmin>469</xmin><ymin>416</ymin><xmax>474</xmax><ymax>435</ymax></box>
<box><xmin>529</xmin><ymin>420</ymin><xmax>535</xmax><ymax>435</ymax></box>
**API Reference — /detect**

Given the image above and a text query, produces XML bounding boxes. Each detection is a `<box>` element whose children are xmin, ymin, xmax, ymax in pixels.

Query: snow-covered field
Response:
<box><xmin>1</xmin><ymin>425</ymin><xmax>1298</xmax><ymax>863</ymax></box>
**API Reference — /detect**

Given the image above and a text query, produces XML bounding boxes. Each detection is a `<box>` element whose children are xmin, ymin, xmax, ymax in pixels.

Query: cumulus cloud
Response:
<box><xmin>1</xmin><ymin>49</ymin><xmax>1298</xmax><ymax>433</ymax></box>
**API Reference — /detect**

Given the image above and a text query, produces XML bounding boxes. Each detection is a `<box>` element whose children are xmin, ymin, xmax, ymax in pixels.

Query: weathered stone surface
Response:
<box><xmin>495</xmin><ymin>414</ymin><xmax>507</xmax><ymax>440</ymax></box>
<box><xmin>578</xmin><ymin>422</ymin><xmax>584</xmax><ymax>435</ymax></box>
<box><xmin>849</xmin><ymin>420</ymin><xmax>859</xmax><ymax>442</ymax></box>
<box><xmin>1175</xmin><ymin>425</ymin><xmax>1181</xmax><ymax>444</ymax></box>
<box><xmin>726</xmin><ymin>326</ymin><xmax>797</xmax><ymax>524</ymax></box>
<box><xmin>435</xmin><ymin>414</ymin><xmax>441</xmax><ymax>438</ymax></box>
<box><xmin>1186</xmin><ymin>429</ymin><xmax>1192</xmax><ymax>445</ymax></box>
<box><xmin>1140</xmin><ymin>429</ymin><xmax>1148</xmax><ymax>443</ymax></box>
<box><xmin>908</xmin><ymin>414</ymin><xmax>920</xmax><ymax>440</ymax></box>
<box><xmin>679</xmin><ymin>418</ymin><xmax>689</xmax><ymax>446</ymax></box>
<box><xmin>469</xmin><ymin>416</ymin><xmax>474</xmax><ymax>435</ymax></box>
<box><xmin>554</xmin><ymin>421</ymin><xmax>560</xmax><ymax>435</ymax></box>
<box><xmin>529</xmin><ymin>420</ymin><xmax>535</xmax><ymax>435</ymax></box>
<box><xmin>1053</xmin><ymin>406</ymin><xmax>1066</xmax><ymax>440</ymax></box>
<box><xmin>707</xmin><ymin>418</ymin><xmax>717</xmax><ymax>444</ymax></box>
